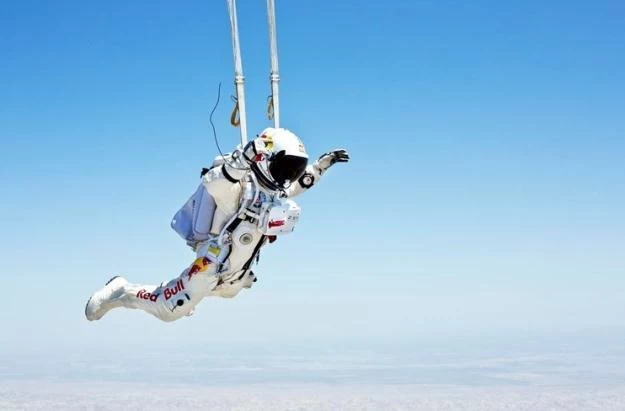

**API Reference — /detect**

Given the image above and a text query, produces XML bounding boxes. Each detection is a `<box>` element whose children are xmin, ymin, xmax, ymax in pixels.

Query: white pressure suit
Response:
<box><xmin>85</xmin><ymin>127</ymin><xmax>349</xmax><ymax>322</ymax></box>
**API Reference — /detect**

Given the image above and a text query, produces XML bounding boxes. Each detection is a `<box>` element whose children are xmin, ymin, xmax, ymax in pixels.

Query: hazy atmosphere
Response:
<box><xmin>1</xmin><ymin>0</ymin><xmax>624</xmax><ymax>409</ymax></box>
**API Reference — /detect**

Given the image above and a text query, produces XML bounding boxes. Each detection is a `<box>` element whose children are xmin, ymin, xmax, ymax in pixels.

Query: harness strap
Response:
<box><xmin>221</xmin><ymin>164</ymin><xmax>238</xmax><ymax>183</ymax></box>
<box><xmin>242</xmin><ymin>235</ymin><xmax>267</xmax><ymax>271</ymax></box>
<box><xmin>230</xmin><ymin>98</ymin><xmax>240</xmax><ymax>127</ymax></box>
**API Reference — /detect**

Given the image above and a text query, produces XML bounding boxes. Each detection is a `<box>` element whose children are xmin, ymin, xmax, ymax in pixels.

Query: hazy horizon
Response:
<box><xmin>3</xmin><ymin>330</ymin><xmax>625</xmax><ymax>409</ymax></box>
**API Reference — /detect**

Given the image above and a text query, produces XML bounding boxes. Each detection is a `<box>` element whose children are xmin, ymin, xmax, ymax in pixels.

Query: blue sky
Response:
<box><xmin>1</xmin><ymin>0</ymin><xmax>624</xmax><ymax>361</ymax></box>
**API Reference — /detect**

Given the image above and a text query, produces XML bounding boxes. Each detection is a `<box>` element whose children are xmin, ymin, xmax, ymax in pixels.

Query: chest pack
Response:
<box><xmin>256</xmin><ymin>195</ymin><xmax>300</xmax><ymax>235</ymax></box>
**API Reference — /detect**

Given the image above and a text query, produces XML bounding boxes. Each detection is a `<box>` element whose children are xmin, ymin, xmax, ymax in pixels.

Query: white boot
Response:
<box><xmin>85</xmin><ymin>276</ymin><xmax>129</xmax><ymax>321</ymax></box>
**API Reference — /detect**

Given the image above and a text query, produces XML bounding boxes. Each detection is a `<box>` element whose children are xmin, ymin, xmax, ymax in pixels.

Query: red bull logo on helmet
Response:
<box><xmin>260</xmin><ymin>134</ymin><xmax>274</xmax><ymax>150</ymax></box>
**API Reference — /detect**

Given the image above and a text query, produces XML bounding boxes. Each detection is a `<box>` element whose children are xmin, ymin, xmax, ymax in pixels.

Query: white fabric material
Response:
<box><xmin>86</xmin><ymin>141</ymin><xmax>332</xmax><ymax>322</ymax></box>
<box><xmin>284</xmin><ymin>162</ymin><xmax>323</xmax><ymax>198</ymax></box>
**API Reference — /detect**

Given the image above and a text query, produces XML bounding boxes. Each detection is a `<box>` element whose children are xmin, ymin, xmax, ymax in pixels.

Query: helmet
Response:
<box><xmin>250</xmin><ymin>128</ymin><xmax>308</xmax><ymax>191</ymax></box>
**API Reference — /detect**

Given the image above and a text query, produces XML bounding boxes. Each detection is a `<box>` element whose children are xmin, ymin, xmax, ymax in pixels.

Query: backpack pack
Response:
<box><xmin>170</xmin><ymin>154</ymin><xmax>231</xmax><ymax>245</ymax></box>
<box><xmin>170</xmin><ymin>182</ymin><xmax>217</xmax><ymax>245</ymax></box>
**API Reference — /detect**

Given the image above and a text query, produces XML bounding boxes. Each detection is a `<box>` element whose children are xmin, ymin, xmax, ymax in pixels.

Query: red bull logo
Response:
<box><xmin>187</xmin><ymin>257</ymin><xmax>212</xmax><ymax>281</ymax></box>
<box><xmin>268</xmin><ymin>219</ymin><xmax>285</xmax><ymax>229</ymax></box>
<box><xmin>136</xmin><ymin>289</ymin><xmax>159</xmax><ymax>302</ymax></box>
<box><xmin>164</xmin><ymin>279</ymin><xmax>185</xmax><ymax>301</ymax></box>
<box><xmin>260</xmin><ymin>134</ymin><xmax>274</xmax><ymax>150</ymax></box>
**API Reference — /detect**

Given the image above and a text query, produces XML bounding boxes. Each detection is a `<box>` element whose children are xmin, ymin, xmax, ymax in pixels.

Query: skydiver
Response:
<box><xmin>85</xmin><ymin>127</ymin><xmax>349</xmax><ymax>322</ymax></box>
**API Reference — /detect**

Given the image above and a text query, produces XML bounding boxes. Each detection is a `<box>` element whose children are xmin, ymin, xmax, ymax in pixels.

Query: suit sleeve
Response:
<box><xmin>284</xmin><ymin>162</ymin><xmax>324</xmax><ymax>198</ymax></box>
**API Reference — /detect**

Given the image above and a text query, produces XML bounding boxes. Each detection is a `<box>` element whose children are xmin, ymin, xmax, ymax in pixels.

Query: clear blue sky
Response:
<box><xmin>1</xmin><ymin>0</ymin><xmax>624</xmax><ymax>357</ymax></box>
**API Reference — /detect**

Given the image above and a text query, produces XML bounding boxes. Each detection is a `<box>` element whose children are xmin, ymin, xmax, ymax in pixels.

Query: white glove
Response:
<box><xmin>314</xmin><ymin>149</ymin><xmax>350</xmax><ymax>174</ymax></box>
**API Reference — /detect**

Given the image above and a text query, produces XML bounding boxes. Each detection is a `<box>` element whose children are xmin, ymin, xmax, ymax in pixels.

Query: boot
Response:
<box><xmin>85</xmin><ymin>276</ymin><xmax>128</xmax><ymax>321</ymax></box>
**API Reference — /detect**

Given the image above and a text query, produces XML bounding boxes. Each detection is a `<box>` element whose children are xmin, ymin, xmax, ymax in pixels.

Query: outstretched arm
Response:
<box><xmin>286</xmin><ymin>149</ymin><xmax>350</xmax><ymax>198</ymax></box>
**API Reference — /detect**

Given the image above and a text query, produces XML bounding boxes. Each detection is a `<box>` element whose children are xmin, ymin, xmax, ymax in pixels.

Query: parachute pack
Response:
<box><xmin>170</xmin><ymin>182</ymin><xmax>216</xmax><ymax>245</ymax></box>
<box><xmin>170</xmin><ymin>157</ymin><xmax>225</xmax><ymax>245</ymax></box>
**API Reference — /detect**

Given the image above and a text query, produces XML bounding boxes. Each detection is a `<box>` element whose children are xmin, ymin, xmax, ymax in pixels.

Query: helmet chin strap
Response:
<box><xmin>251</xmin><ymin>162</ymin><xmax>282</xmax><ymax>192</ymax></box>
<box><xmin>250</xmin><ymin>166</ymin><xmax>290</xmax><ymax>199</ymax></box>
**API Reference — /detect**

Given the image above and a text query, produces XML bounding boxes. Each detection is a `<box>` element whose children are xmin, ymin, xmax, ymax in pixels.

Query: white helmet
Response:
<box><xmin>248</xmin><ymin>128</ymin><xmax>308</xmax><ymax>191</ymax></box>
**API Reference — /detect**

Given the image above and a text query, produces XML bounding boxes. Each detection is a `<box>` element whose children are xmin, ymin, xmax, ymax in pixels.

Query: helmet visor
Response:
<box><xmin>269</xmin><ymin>151</ymin><xmax>308</xmax><ymax>187</ymax></box>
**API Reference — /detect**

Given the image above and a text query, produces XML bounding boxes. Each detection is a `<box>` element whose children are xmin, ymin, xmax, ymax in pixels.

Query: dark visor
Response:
<box><xmin>269</xmin><ymin>151</ymin><xmax>308</xmax><ymax>187</ymax></box>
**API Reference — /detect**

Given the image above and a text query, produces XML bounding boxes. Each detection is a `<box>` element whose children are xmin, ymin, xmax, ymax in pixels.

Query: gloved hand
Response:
<box><xmin>314</xmin><ymin>149</ymin><xmax>350</xmax><ymax>174</ymax></box>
